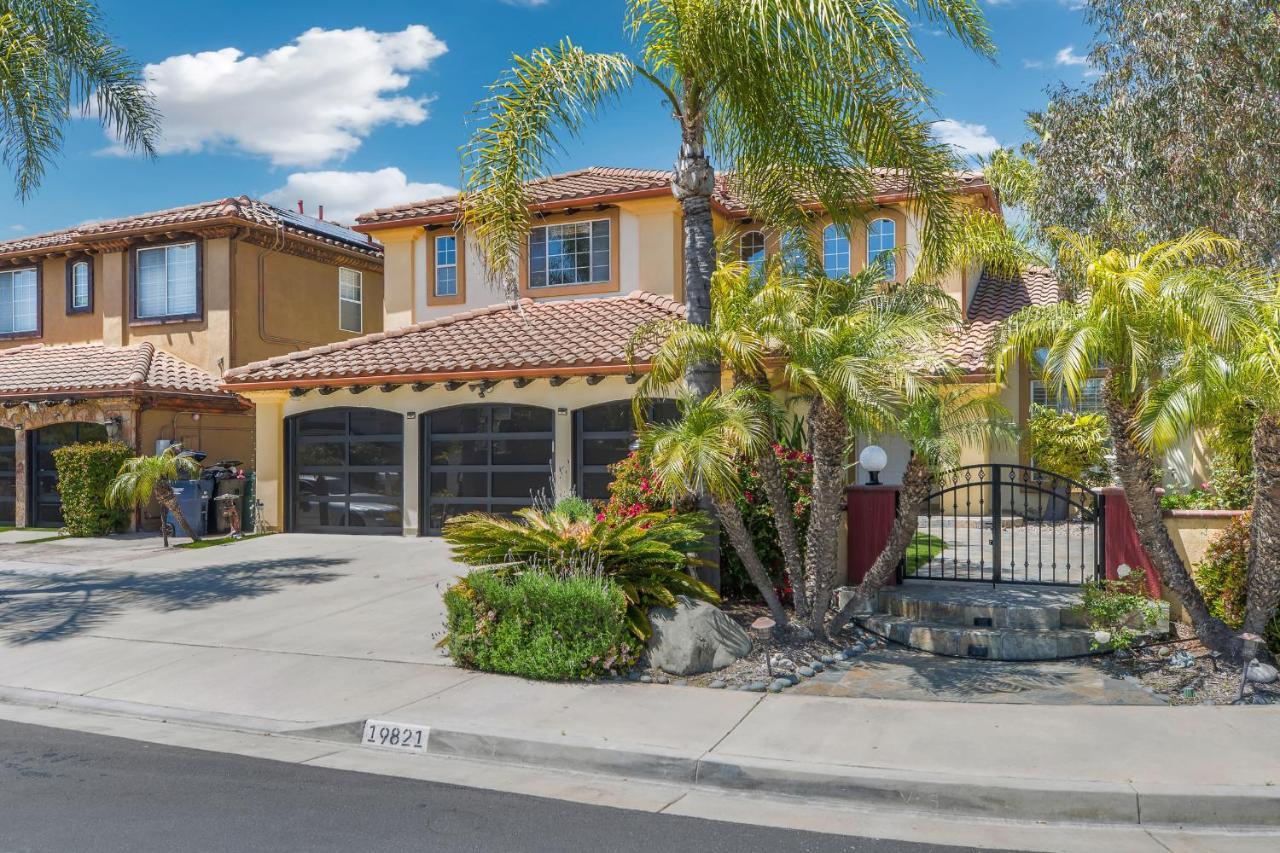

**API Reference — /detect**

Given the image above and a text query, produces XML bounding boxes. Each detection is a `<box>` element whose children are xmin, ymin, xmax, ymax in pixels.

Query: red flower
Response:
<box><xmin>744</xmin><ymin>491</ymin><xmax>754</xmax><ymax>503</ymax></box>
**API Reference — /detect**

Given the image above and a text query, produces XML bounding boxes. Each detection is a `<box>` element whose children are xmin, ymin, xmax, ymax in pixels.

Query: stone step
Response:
<box><xmin>859</xmin><ymin>614</ymin><xmax>1097</xmax><ymax>661</ymax></box>
<box><xmin>872</xmin><ymin>581</ymin><xmax>1089</xmax><ymax>631</ymax></box>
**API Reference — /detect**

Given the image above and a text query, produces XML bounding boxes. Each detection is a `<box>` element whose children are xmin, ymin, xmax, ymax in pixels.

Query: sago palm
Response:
<box><xmin>0</xmin><ymin>0</ymin><xmax>159</xmax><ymax>197</ymax></box>
<box><xmin>105</xmin><ymin>445</ymin><xmax>202</xmax><ymax>546</ymax></box>
<box><xmin>463</xmin><ymin>0</ymin><xmax>993</xmax><ymax>402</ymax></box>
<box><xmin>992</xmin><ymin>229</ymin><xmax>1259</xmax><ymax>658</ymax></box>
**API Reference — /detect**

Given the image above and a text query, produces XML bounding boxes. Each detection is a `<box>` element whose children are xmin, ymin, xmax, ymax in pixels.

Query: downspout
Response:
<box><xmin>258</xmin><ymin>222</ymin><xmax>312</xmax><ymax>350</ymax></box>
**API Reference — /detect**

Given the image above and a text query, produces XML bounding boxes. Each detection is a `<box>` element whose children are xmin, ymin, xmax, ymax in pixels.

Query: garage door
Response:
<box><xmin>0</xmin><ymin>427</ymin><xmax>14</xmax><ymax>526</ymax></box>
<box><xmin>31</xmin><ymin>422</ymin><xmax>109</xmax><ymax>528</ymax></box>
<box><xmin>573</xmin><ymin>400</ymin><xmax>678</xmax><ymax>501</ymax></box>
<box><xmin>288</xmin><ymin>408</ymin><xmax>403</xmax><ymax>534</ymax></box>
<box><xmin>422</xmin><ymin>404</ymin><xmax>553</xmax><ymax>534</ymax></box>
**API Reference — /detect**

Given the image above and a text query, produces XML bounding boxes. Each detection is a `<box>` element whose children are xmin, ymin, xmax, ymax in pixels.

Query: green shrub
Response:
<box><xmin>1196</xmin><ymin>511</ymin><xmax>1280</xmax><ymax>655</ymax></box>
<box><xmin>598</xmin><ymin>450</ymin><xmax>672</xmax><ymax>523</ymax></box>
<box><xmin>1075</xmin><ymin>566</ymin><xmax>1164</xmax><ymax>651</ymax></box>
<box><xmin>443</xmin><ymin>506</ymin><xmax>716</xmax><ymax>639</ymax></box>
<box><xmin>1025</xmin><ymin>404</ymin><xmax>1110</xmax><ymax>485</ymax></box>
<box><xmin>51</xmin><ymin>441</ymin><xmax>135</xmax><ymax>536</ymax></box>
<box><xmin>551</xmin><ymin>495</ymin><xmax>593</xmax><ymax>523</ymax></box>
<box><xmin>443</xmin><ymin>569</ymin><xmax>638</xmax><ymax>680</ymax></box>
<box><xmin>720</xmin><ymin>443</ymin><xmax>812</xmax><ymax>601</ymax></box>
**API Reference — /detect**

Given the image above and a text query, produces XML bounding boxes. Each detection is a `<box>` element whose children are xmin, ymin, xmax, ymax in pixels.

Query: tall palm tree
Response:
<box><xmin>992</xmin><ymin>229</ymin><xmax>1259</xmax><ymax>659</ymax></box>
<box><xmin>639</xmin><ymin>387</ymin><xmax>791</xmax><ymax>627</ymax></box>
<box><xmin>0</xmin><ymin>0</ymin><xmax>159</xmax><ymax>197</ymax></box>
<box><xmin>462</xmin><ymin>0</ymin><xmax>994</xmax><ymax>404</ymax></box>
<box><xmin>105</xmin><ymin>445</ymin><xmax>202</xmax><ymax>547</ymax></box>
<box><xmin>827</xmin><ymin>384</ymin><xmax>1015</xmax><ymax>634</ymax></box>
<box><xmin>1140</xmin><ymin>276</ymin><xmax>1280</xmax><ymax>662</ymax></box>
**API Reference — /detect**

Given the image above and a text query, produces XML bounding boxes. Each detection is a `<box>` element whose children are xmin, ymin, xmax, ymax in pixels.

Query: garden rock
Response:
<box><xmin>797</xmin><ymin>665</ymin><xmax>816</xmax><ymax>678</ymax></box>
<box><xmin>709</xmin><ymin>680</ymin><xmax>727</xmax><ymax>689</ymax></box>
<box><xmin>1167</xmin><ymin>650</ymin><xmax>1196</xmax><ymax>669</ymax></box>
<box><xmin>746</xmin><ymin>681</ymin><xmax>767</xmax><ymax>693</ymax></box>
<box><xmin>767</xmin><ymin>680</ymin><xmax>786</xmax><ymax>693</ymax></box>
<box><xmin>1246</xmin><ymin>661</ymin><xmax>1278</xmax><ymax>684</ymax></box>
<box><xmin>646</xmin><ymin>596</ymin><xmax>752</xmax><ymax>676</ymax></box>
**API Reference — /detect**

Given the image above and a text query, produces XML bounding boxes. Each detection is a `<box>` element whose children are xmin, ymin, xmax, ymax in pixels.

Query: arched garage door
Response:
<box><xmin>0</xmin><ymin>427</ymin><xmax>14</xmax><ymax>526</ymax></box>
<box><xmin>422</xmin><ymin>404</ymin><xmax>553</xmax><ymax>535</ymax></box>
<box><xmin>573</xmin><ymin>400</ymin><xmax>678</xmax><ymax>501</ymax></box>
<box><xmin>30</xmin><ymin>422</ymin><xmax>109</xmax><ymax>528</ymax></box>
<box><xmin>288</xmin><ymin>408</ymin><xmax>403</xmax><ymax>534</ymax></box>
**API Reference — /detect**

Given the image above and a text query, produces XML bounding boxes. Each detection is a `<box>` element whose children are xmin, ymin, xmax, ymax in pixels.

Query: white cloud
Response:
<box><xmin>500</xmin><ymin>0</ymin><xmax>550</xmax><ymax>6</ymax></box>
<box><xmin>263</xmin><ymin>168</ymin><xmax>456</xmax><ymax>225</ymax></box>
<box><xmin>1055</xmin><ymin>45</ymin><xmax>1090</xmax><ymax>67</ymax></box>
<box><xmin>933</xmin><ymin>119</ymin><xmax>1001</xmax><ymax>158</ymax></box>
<box><xmin>122</xmin><ymin>25</ymin><xmax>447</xmax><ymax>167</ymax></box>
<box><xmin>1022</xmin><ymin>58</ymin><xmax>1045</xmax><ymax>69</ymax></box>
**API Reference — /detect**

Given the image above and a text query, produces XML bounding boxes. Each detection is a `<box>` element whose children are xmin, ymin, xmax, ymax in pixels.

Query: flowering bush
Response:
<box><xmin>598</xmin><ymin>451</ymin><xmax>672</xmax><ymax>524</ymax></box>
<box><xmin>1196</xmin><ymin>512</ymin><xmax>1280</xmax><ymax>655</ymax></box>
<box><xmin>721</xmin><ymin>443</ymin><xmax>813</xmax><ymax>601</ymax></box>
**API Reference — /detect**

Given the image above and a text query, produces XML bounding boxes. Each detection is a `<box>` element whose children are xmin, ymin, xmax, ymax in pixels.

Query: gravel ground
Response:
<box><xmin>1096</xmin><ymin>623</ymin><xmax>1279</xmax><ymax>705</ymax></box>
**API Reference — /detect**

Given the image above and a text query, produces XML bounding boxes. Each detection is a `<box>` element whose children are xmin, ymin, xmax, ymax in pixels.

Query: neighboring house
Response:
<box><xmin>225</xmin><ymin>166</ymin><xmax>1064</xmax><ymax>537</ymax></box>
<box><xmin>0</xmin><ymin>197</ymin><xmax>384</xmax><ymax>528</ymax></box>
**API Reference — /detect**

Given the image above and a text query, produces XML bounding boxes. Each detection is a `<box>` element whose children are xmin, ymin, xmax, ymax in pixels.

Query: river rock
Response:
<box><xmin>1246</xmin><ymin>661</ymin><xmax>1279</xmax><ymax>684</ymax></box>
<box><xmin>646</xmin><ymin>597</ymin><xmax>753</xmax><ymax>676</ymax></box>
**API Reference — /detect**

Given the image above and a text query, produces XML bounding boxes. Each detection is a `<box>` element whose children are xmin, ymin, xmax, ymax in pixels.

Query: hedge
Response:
<box><xmin>443</xmin><ymin>569</ymin><xmax>638</xmax><ymax>681</ymax></box>
<box><xmin>51</xmin><ymin>441</ymin><xmax>135</xmax><ymax>536</ymax></box>
<box><xmin>1196</xmin><ymin>511</ymin><xmax>1280</xmax><ymax>655</ymax></box>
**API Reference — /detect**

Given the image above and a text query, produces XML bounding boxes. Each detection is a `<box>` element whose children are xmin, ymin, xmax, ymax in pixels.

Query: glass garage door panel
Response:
<box><xmin>31</xmin><ymin>422</ymin><xmax>108</xmax><ymax>528</ymax></box>
<box><xmin>422</xmin><ymin>404</ymin><xmax>553</xmax><ymax>535</ymax></box>
<box><xmin>0</xmin><ymin>428</ymin><xmax>14</xmax><ymax>526</ymax></box>
<box><xmin>290</xmin><ymin>408</ymin><xmax>403</xmax><ymax>534</ymax></box>
<box><xmin>573</xmin><ymin>400</ymin><xmax>677</xmax><ymax>501</ymax></box>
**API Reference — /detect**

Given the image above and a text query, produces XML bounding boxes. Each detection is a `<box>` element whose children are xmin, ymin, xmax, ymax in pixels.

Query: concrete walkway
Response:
<box><xmin>0</xmin><ymin>533</ymin><xmax>1276</xmax><ymax>841</ymax></box>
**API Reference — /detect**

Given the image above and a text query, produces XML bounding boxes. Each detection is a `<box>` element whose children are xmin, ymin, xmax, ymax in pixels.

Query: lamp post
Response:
<box><xmin>859</xmin><ymin>445</ymin><xmax>888</xmax><ymax>486</ymax></box>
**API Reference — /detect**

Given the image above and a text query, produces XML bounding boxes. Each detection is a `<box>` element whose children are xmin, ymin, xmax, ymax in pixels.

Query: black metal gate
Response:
<box><xmin>908</xmin><ymin>464</ymin><xmax>1105</xmax><ymax>587</ymax></box>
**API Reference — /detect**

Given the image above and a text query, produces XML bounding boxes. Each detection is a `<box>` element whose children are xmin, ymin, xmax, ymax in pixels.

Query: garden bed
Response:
<box><xmin>1096</xmin><ymin>623</ymin><xmax>1278</xmax><ymax>705</ymax></box>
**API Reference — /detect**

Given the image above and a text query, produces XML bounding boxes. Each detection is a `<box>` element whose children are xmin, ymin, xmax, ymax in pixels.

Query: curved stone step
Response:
<box><xmin>873</xmin><ymin>581</ymin><xmax>1089</xmax><ymax>630</ymax></box>
<box><xmin>859</xmin><ymin>614</ymin><xmax>1097</xmax><ymax>661</ymax></box>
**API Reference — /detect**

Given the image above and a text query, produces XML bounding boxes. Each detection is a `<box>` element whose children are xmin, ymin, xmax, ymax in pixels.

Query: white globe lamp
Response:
<box><xmin>859</xmin><ymin>445</ymin><xmax>888</xmax><ymax>485</ymax></box>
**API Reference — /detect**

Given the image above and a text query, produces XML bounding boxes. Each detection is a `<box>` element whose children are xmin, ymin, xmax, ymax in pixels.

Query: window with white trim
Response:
<box><xmin>528</xmin><ymin>219</ymin><xmax>610</xmax><ymax>288</ymax></box>
<box><xmin>822</xmin><ymin>224</ymin><xmax>850</xmax><ymax>277</ymax></box>
<box><xmin>339</xmin><ymin>267</ymin><xmax>363</xmax><ymax>333</ymax></box>
<box><xmin>1031</xmin><ymin>377</ymin><xmax>1104</xmax><ymax>413</ymax></box>
<box><xmin>70</xmin><ymin>260</ymin><xmax>91</xmax><ymax>311</ymax></box>
<box><xmin>867</xmin><ymin>218</ymin><xmax>897</xmax><ymax>278</ymax></box>
<box><xmin>136</xmin><ymin>242</ymin><xmax>198</xmax><ymax>319</ymax></box>
<box><xmin>0</xmin><ymin>267</ymin><xmax>38</xmax><ymax>334</ymax></box>
<box><xmin>739</xmin><ymin>230</ymin><xmax>765</xmax><ymax>274</ymax></box>
<box><xmin>435</xmin><ymin>235</ymin><xmax>458</xmax><ymax>297</ymax></box>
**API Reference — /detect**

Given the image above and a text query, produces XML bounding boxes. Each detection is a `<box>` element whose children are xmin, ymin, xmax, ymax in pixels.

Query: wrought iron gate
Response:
<box><xmin>907</xmin><ymin>464</ymin><xmax>1105</xmax><ymax>586</ymax></box>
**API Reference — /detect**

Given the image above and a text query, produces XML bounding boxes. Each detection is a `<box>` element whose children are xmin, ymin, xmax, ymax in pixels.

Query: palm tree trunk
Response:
<box><xmin>803</xmin><ymin>398</ymin><xmax>848</xmax><ymax>635</ymax></box>
<box><xmin>156</xmin><ymin>482</ymin><xmax>200</xmax><ymax>543</ymax></box>
<box><xmin>829</xmin><ymin>456</ymin><xmax>932</xmax><ymax>635</ymax></box>
<box><xmin>756</xmin><ymin>444</ymin><xmax>810</xmax><ymax>620</ymax></box>
<box><xmin>710</xmin><ymin>493</ymin><xmax>790</xmax><ymax>628</ymax></box>
<box><xmin>1102</xmin><ymin>380</ymin><xmax>1239</xmax><ymax>659</ymax></box>
<box><xmin>1244</xmin><ymin>410</ymin><xmax>1280</xmax><ymax>659</ymax></box>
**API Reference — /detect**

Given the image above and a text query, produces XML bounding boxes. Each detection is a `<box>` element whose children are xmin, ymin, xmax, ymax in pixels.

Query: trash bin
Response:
<box><xmin>166</xmin><ymin>480</ymin><xmax>212</xmax><ymax>536</ymax></box>
<box><xmin>211</xmin><ymin>479</ymin><xmax>246</xmax><ymax>534</ymax></box>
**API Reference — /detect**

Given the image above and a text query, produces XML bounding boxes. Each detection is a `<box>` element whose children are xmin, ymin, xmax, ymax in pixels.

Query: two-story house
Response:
<box><xmin>0</xmin><ymin>197</ymin><xmax>383</xmax><ymax>527</ymax></box>
<box><xmin>223</xmin><ymin>166</ymin><xmax>1070</xmax><ymax>538</ymax></box>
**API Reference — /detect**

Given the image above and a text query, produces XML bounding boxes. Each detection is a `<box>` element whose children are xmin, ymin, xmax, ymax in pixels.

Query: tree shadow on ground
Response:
<box><xmin>854</xmin><ymin>649</ymin><xmax>1079</xmax><ymax>699</ymax></box>
<box><xmin>0</xmin><ymin>557</ymin><xmax>349</xmax><ymax>645</ymax></box>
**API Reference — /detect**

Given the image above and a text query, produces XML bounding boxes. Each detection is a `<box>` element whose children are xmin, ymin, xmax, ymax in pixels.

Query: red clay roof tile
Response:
<box><xmin>0</xmin><ymin>342</ymin><xmax>241</xmax><ymax>400</ymax></box>
<box><xmin>944</xmin><ymin>266</ymin><xmax>1061</xmax><ymax>373</ymax></box>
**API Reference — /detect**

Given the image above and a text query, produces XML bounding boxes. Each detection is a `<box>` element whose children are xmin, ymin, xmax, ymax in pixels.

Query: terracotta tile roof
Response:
<box><xmin>355</xmin><ymin>166</ymin><xmax>991</xmax><ymax>227</ymax></box>
<box><xmin>945</xmin><ymin>266</ymin><xmax>1062</xmax><ymax>373</ymax></box>
<box><xmin>0</xmin><ymin>342</ymin><xmax>242</xmax><ymax>401</ymax></box>
<box><xmin>0</xmin><ymin>197</ymin><xmax>381</xmax><ymax>260</ymax></box>
<box><xmin>222</xmin><ymin>291</ymin><xmax>687</xmax><ymax>388</ymax></box>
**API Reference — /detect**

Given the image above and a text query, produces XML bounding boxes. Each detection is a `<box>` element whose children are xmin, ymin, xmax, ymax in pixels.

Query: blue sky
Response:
<box><xmin>1</xmin><ymin>0</ymin><xmax>1095</xmax><ymax>235</ymax></box>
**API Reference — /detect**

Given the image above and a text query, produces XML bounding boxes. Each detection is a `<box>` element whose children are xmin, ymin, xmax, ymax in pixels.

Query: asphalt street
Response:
<box><xmin>0</xmin><ymin>719</ymin><xmax>1000</xmax><ymax>853</ymax></box>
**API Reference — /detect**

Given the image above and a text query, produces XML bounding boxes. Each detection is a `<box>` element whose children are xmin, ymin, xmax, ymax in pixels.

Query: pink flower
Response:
<box><xmin>596</xmin><ymin>512</ymin><xmax>607</xmax><ymax>522</ymax></box>
<box><xmin>744</xmin><ymin>491</ymin><xmax>754</xmax><ymax>503</ymax></box>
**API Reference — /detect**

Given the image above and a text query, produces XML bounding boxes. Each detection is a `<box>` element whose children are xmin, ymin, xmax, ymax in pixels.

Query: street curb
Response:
<box><xmin>4</xmin><ymin>684</ymin><xmax>1278</xmax><ymax>830</ymax></box>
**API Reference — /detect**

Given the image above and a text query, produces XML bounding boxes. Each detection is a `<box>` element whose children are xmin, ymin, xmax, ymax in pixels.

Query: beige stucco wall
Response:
<box><xmin>245</xmin><ymin>376</ymin><xmax>645</xmax><ymax>536</ymax></box>
<box><xmin>1164</xmin><ymin>510</ymin><xmax>1242</xmax><ymax>573</ymax></box>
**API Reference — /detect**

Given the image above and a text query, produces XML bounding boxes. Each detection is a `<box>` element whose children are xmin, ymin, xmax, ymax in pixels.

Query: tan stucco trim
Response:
<box><xmin>517</xmin><ymin>208</ymin><xmax>622</xmax><ymax>300</ymax></box>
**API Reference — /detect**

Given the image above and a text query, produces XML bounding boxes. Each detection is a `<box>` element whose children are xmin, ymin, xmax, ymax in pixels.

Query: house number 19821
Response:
<box><xmin>362</xmin><ymin>719</ymin><xmax>429</xmax><ymax>752</ymax></box>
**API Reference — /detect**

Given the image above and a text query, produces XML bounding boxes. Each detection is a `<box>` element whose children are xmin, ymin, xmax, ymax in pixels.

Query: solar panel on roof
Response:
<box><xmin>273</xmin><ymin>207</ymin><xmax>373</xmax><ymax>249</ymax></box>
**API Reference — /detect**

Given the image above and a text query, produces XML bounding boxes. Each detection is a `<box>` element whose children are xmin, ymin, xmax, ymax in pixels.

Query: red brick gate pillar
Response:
<box><xmin>846</xmin><ymin>485</ymin><xmax>900</xmax><ymax>586</ymax></box>
<box><xmin>1099</xmin><ymin>486</ymin><xmax>1163</xmax><ymax>597</ymax></box>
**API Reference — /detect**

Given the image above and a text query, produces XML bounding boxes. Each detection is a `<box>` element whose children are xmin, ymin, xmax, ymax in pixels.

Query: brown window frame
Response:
<box><xmin>0</xmin><ymin>263</ymin><xmax>42</xmax><ymax>341</ymax></box>
<box><xmin>130</xmin><ymin>238</ymin><xmax>204</xmax><ymax>325</ymax></box>
<box><xmin>65</xmin><ymin>255</ymin><xmax>94</xmax><ymax>315</ymax></box>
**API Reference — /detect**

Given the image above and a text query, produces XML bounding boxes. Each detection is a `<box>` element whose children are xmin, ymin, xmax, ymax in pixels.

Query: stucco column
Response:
<box><xmin>251</xmin><ymin>391</ymin><xmax>288</xmax><ymax>532</ymax></box>
<box><xmin>552</xmin><ymin>405</ymin><xmax>573</xmax><ymax>500</ymax></box>
<box><xmin>401</xmin><ymin>413</ymin><xmax>420</xmax><ymax>536</ymax></box>
<box><xmin>13</xmin><ymin>427</ymin><xmax>28</xmax><ymax>528</ymax></box>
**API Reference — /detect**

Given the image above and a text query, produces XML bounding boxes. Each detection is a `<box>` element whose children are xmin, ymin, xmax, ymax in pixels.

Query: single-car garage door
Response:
<box><xmin>422</xmin><ymin>404</ymin><xmax>553</xmax><ymax>534</ymax></box>
<box><xmin>0</xmin><ymin>427</ymin><xmax>14</xmax><ymax>526</ymax></box>
<box><xmin>288</xmin><ymin>408</ymin><xmax>403</xmax><ymax>534</ymax></box>
<box><xmin>30</xmin><ymin>422</ymin><xmax>109</xmax><ymax>528</ymax></box>
<box><xmin>573</xmin><ymin>399</ymin><xmax>678</xmax><ymax>501</ymax></box>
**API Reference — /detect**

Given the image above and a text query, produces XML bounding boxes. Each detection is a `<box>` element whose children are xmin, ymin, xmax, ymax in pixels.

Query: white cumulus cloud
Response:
<box><xmin>122</xmin><ymin>25</ymin><xmax>447</xmax><ymax>167</ymax></box>
<box><xmin>263</xmin><ymin>168</ymin><xmax>456</xmax><ymax>225</ymax></box>
<box><xmin>1055</xmin><ymin>45</ymin><xmax>1090</xmax><ymax>67</ymax></box>
<box><xmin>933</xmin><ymin>119</ymin><xmax>1001</xmax><ymax>158</ymax></box>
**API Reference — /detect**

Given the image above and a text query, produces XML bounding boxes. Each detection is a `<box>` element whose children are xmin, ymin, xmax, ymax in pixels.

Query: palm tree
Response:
<box><xmin>639</xmin><ymin>387</ymin><xmax>791</xmax><ymax>627</ymax></box>
<box><xmin>1140</xmin><ymin>276</ymin><xmax>1280</xmax><ymax>662</ymax></box>
<box><xmin>0</xmin><ymin>0</ymin><xmax>159</xmax><ymax>197</ymax></box>
<box><xmin>105</xmin><ymin>445</ymin><xmax>202</xmax><ymax>546</ymax></box>
<box><xmin>828</xmin><ymin>384</ymin><xmax>1015</xmax><ymax>634</ymax></box>
<box><xmin>992</xmin><ymin>229</ymin><xmax>1259</xmax><ymax>658</ymax></box>
<box><xmin>462</xmin><ymin>0</ymin><xmax>994</xmax><ymax>405</ymax></box>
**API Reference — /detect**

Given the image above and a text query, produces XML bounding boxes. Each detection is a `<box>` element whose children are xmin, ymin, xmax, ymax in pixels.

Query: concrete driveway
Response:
<box><xmin>0</xmin><ymin>533</ymin><xmax>474</xmax><ymax>725</ymax></box>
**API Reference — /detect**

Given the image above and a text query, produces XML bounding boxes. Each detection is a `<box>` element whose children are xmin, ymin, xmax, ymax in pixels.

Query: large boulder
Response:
<box><xmin>646</xmin><ymin>596</ymin><xmax>753</xmax><ymax>676</ymax></box>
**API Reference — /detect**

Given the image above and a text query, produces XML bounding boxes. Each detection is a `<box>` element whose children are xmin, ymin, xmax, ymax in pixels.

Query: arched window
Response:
<box><xmin>822</xmin><ymin>224</ymin><xmax>850</xmax><ymax>278</ymax></box>
<box><xmin>739</xmin><ymin>230</ymin><xmax>766</xmax><ymax>274</ymax></box>
<box><xmin>69</xmin><ymin>260</ymin><xmax>91</xmax><ymax>311</ymax></box>
<box><xmin>867</xmin><ymin>218</ymin><xmax>897</xmax><ymax>279</ymax></box>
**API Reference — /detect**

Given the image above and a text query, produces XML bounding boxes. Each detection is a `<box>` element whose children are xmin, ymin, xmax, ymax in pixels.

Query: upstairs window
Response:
<box><xmin>867</xmin><ymin>218</ymin><xmax>897</xmax><ymax>279</ymax></box>
<box><xmin>779</xmin><ymin>231</ymin><xmax>807</xmax><ymax>272</ymax></box>
<box><xmin>136</xmin><ymin>242</ymin><xmax>198</xmax><ymax>320</ymax></box>
<box><xmin>339</xmin><ymin>267</ymin><xmax>363</xmax><ymax>333</ymax></box>
<box><xmin>822</xmin><ymin>224</ymin><xmax>850</xmax><ymax>278</ymax></box>
<box><xmin>739</xmin><ymin>230</ymin><xmax>766</xmax><ymax>274</ymax></box>
<box><xmin>68</xmin><ymin>260</ymin><xmax>91</xmax><ymax>313</ymax></box>
<box><xmin>529</xmin><ymin>219</ymin><xmax>610</xmax><ymax>288</ymax></box>
<box><xmin>435</xmin><ymin>235</ymin><xmax>458</xmax><ymax>297</ymax></box>
<box><xmin>0</xmin><ymin>267</ymin><xmax>38</xmax><ymax>335</ymax></box>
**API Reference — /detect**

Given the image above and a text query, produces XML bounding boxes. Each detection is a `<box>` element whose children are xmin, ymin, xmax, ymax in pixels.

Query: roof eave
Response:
<box><xmin>222</xmin><ymin>361</ymin><xmax>652</xmax><ymax>393</ymax></box>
